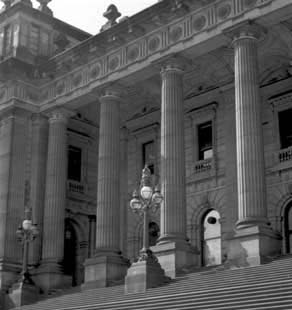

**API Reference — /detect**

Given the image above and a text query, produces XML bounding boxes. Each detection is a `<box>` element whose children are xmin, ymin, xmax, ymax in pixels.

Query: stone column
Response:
<box><xmin>83</xmin><ymin>88</ymin><xmax>129</xmax><ymax>289</ymax></box>
<box><xmin>153</xmin><ymin>58</ymin><xmax>198</xmax><ymax>278</ymax></box>
<box><xmin>226</xmin><ymin>22</ymin><xmax>281</xmax><ymax>266</ymax></box>
<box><xmin>29</xmin><ymin>114</ymin><xmax>48</xmax><ymax>266</ymax></box>
<box><xmin>0</xmin><ymin>109</ymin><xmax>28</xmax><ymax>291</ymax></box>
<box><xmin>36</xmin><ymin>109</ymin><xmax>72</xmax><ymax>291</ymax></box>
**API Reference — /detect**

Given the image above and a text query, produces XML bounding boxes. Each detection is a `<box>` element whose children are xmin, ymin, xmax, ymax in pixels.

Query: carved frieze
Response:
<box><xmin>39</xmin><ymin>0</ymin><xmax>274</xmax><ymax>107</ymax></box>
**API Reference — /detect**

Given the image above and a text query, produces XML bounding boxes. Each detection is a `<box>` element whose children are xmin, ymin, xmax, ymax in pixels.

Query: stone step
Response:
<box><xmin>32</xmin><ymin>268</ymin><xmax>292</xmax><ymax>308</ymax></box>
<box><xmin>26</xmin><ymin>278</ymin><xmax>292</xmax><ymax>310</ymax></box>
<box><xmin>15</xmin><ymin>256</ymin><xmax>292</xmax><ymax>310</ymax></box>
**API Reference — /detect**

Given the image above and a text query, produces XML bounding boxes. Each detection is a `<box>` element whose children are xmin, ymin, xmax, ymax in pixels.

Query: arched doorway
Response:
<box><xmin>201</xmin><ymin>210</ymin><xmax>221</xmax><ymax>266</ymax></box>
<box><xmin>63</xmin><ymin>219</ymin><xmax>77</xmax><ymax>286</ymax></box>
<box><xmin>284</xmin><ymin>202</ymin><xmax>292</xmax><ymax>254</ymax></box>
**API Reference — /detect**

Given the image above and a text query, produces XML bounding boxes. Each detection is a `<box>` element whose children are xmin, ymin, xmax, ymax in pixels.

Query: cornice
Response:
<box><xmin>0</xmin><ymin>0</ymin><xmax>288</xmax><ymax>114</ymax></box>
<box><xmin>37</xmin><ymin>0</ymin><xmax>277</xmax><ymax>108</ymax></box>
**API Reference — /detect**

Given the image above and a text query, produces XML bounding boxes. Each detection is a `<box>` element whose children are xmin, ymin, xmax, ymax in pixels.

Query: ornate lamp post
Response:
<box><xmin>130</xmin><ymin>165</ymin><xmax>163</xmax><ymax>259</ymax></box>
<box><xmin>16</xmin><ymin>207</ymin><xmax>39</xmax><ymax>283</ymax></box>
<box><xmin>125</xmin><ymin>166</ymin><xmax>169</xmax><ymax>293</ymax></box>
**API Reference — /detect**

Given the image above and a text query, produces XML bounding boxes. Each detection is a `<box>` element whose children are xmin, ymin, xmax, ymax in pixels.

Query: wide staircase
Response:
<box><xmin>13</xmin><ymin>255</ymin><xmax>292</xmax><ymax>310</ymax></box>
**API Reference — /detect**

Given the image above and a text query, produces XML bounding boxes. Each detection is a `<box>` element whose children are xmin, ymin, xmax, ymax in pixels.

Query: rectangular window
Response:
<box><xmin>198</xmin><ymin>121</ymin><xmax>213</xmax><ymax>160</ymax></box>
<box><xmin>279</xmin><ymin>108</ymin><xmax>292</xmax><ymax>149</ymax></box>
<box><xmin>3</xmin><ymin>24</ymin><xmax>12</xmax><ymax>56</ymax></box>
<box><xmin>142</xmin><ymin>140</ymin><xmax>155</xmax><ymax>174</ymax></box>
<box><xmin>30</xmin><ymin>24</ymin><xmax>40</xmax><ymax>55</ymax></box>
<box><xmin>68</xmin><ymin>146</ymin><xmax>82</xmax><ymax>182</ymax></box>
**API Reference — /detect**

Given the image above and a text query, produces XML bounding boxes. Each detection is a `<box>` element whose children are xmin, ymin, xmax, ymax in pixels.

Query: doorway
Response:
<box><xmin>284</xmin><ymin>202</ymin><xmax>292</xmax><ymax>254</ymax></box>
<box><xmin>201</xmin><ymin>209</ymin><xmax>222</xmax><ymax>266</ymax></box>
<box><xmin>63</xmin><ymin>219</ymin><xmax>77</xmax><ymax>286</ymax></box>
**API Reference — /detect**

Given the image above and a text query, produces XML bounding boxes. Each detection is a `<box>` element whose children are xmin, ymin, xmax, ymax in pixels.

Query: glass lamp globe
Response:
<box><xmin>140</xmin><ymin>186</ymin><xmax>153</xmax><ymax>200</ymax></box>
<box><xmin>152</xmin><ymin>191</ymin><xmax>163</xmax><ymax>204</ymax></box>
<box><xmin>22</xmin><ymin>219</ymin><xmax>32</xmax><ymax>230</ymax></box>
<box><xmin>130</xmin><ymin>197</ymin><xmax>142</xmax><ymax>210</ymax></box>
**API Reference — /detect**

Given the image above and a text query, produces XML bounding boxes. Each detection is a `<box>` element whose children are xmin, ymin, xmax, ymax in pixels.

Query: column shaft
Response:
<box><xmin>234</xmin><ymin>33</ymin><xmax>267</xmax><ymax>227</ymax></box>
<box><xmin>160</xmin><ymin>63</ymin><xmax>186</xmax><ymax>242</ymax></box>
<box><xmin>29</xmin><ymin>115</ymin><xmax>48</xmax><ymax>265</ymax></box>
<box><xmin>41</xmin><ymin>111</ymin><xmax>69</xmax><ymax>263</ymax></box>
<box><xmin>95</xmin><ymin>92</ymin><xmax>121</xmax><ymax>253</ymax></box>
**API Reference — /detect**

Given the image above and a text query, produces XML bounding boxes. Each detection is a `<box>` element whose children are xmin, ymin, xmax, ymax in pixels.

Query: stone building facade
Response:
<box><xmin>0</xmin><ymin>0</ymin><xmax>292</xmax><ymax>306</ymax></box>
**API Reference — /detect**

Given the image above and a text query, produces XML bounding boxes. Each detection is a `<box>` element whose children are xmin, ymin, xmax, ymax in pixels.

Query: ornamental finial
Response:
<box><xmin>100</xmin><ymin>4</ymin><xmax>121</xmax><ymax>32</ymax></box>
<box><xmin>0</xmin><ymin>0</ymin><xmax>11</xmax><ymax>10</ymax></box>
<box><xmin>141</xmin><ymin>165</ymin><xmax>152</xmax><ymax>187</ymax></box>
<box><xmin>37</xmin><ymin>0</ymin><xmax>53</xmax><ymax>16</ymax></box>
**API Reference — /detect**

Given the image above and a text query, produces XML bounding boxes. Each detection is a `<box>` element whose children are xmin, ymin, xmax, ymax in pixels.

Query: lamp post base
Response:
<box><xmin>6</xmin><ymin>278</ymin><xmax>39</xmax><ymax>309</ymax></box>
<box><xmin>125</xmin><ymin>249</ymin><xmax>170</xmax><ymax>294</ymax></box>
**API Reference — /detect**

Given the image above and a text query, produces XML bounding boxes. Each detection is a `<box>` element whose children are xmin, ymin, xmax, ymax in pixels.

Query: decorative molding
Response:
<box><xmin>38</xmin><ymin>0</ymin><xmax>275</xmax><ymax>107</ymax></box>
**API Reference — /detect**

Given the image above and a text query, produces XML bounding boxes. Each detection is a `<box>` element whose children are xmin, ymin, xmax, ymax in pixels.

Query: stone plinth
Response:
<box><xmin>227</xmin><ymin>225</ymin><xmax>282</xmax><ymax>267</ymax></box>
<box><xmin>152</xmin><ymin>241</ymin><xmax>198</xmax><ymax>278</ymax></box>
<box><xmin>125</xmin><ymin>251</ymin><xmax>170</xmax><ymax>294</ymax></box>
<box><xmin>6</xmin><ymin>280</ymin><xmax>39</xmax><ymax>309</ymax></box>
<box><xmin>83</xmin><ymin>253</ymin><xmax>129</xmax><ymax>289</ymax></box>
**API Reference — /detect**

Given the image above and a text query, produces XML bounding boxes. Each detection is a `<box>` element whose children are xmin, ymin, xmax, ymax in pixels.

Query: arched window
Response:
<box><xmin>284</xmin><ymin>202</ymin><xmax>292</xmax><ymax>254</ymax></box>
<box><xmin>201</xmin><ymin>210</ymin><xmax>221</xmax><ymax>266</ymax></box>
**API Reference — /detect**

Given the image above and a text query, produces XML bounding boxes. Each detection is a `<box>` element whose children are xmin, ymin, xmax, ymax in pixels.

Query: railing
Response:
<box><xmin>278</xmin><ymin>147</ymin><xmax>292</xmax><ymax>163</ymax></box>
<box><xmin>194</xmin><ymin>158</ymin><xmax>213</xmax><ymax>174</ymax></box>
<box><xmin>67</xmin><ymin>180</ymin><xmax>85</xmax><ymax>195</ymax></box>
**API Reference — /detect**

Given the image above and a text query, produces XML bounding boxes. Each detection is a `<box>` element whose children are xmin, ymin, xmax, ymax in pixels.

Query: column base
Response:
<box><xmin>125</xmin><ymin>249</ymin><xmax>170</xmax><ymax>294</ymax></box>
<box><xmin>5</xmin><ymin>279</ymin><xmax>39</xmax><ymax>309</ymax></box>
<box><xmin>82</xmin><ymin>253</ymin><xmax>130</xmax><ymax>289</ymax></box>
<box><xmin>152</xmin><ymin>240</ymin><xmax>199</xmax><ymax>278</ymax></box>
<box><xmin>226</xmin><ymin>224</ymin><xmax>282</xmax><ymax>268</ymax></box>
<box><xmin>34</xmin><ymin>262</ymin><xmax>71</xmax><ymax>294</ymax></box>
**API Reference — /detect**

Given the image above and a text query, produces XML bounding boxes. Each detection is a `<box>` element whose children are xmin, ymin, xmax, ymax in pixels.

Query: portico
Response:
<box><xmin>0</xmin><ymin>0</ymin><xmax>291</xmax><ymax>302</ymax></box>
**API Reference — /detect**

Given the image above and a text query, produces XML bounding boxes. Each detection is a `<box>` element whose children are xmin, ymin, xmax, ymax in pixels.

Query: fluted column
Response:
<box><xmin>226</xmin><ymin>22</ymin><xmax>281</xmax><ymax>266</ymax></box>
<box><xmin>41</xmin><ymin>110</ymin><xmax>71</xmax><ymax>264</ymax></box>
<box><xmin>95</xmin><ymin>89</ymin><xmax>122</xmax><ymax>253</ymax></box>
<box><xmin>159</xmin><ymin>60</ymin><xmax>187</xmax><ymax>243</ymax></box>
<box><xmin>233</xmin><ymin>24</ymin><xmax>268</xmax><ymax>228</ymax></box>
<box><xmin>29</xmin><ymin>114</ymin><xmax>48</xmax><ymax>266</ymax></box>
<box><xmin>0</xmin><ymin>110</ymin><xmax>28</xmax><ymax>290</ymax></box>
<box><xmin>83</xmin><ymin>88</ymin><xmax>128</xmax><ymax>288</ymax></box>
<box><xmin>152</xmin><ymin>57</ymin><xmax>198</xmax><ymax>278</ymax></box>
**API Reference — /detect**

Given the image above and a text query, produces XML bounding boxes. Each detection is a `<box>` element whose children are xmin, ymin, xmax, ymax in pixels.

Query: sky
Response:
<box><xmin>25</xmin><ymin>1</ymin><xmax>158</xmax><ymax>34</ymax></box>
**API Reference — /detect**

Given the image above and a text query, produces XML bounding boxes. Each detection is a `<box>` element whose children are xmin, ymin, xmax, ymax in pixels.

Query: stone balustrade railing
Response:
<box><xmin>67</xmin><ymin>180</ymin><xmax>85</xmax><ymax>195</ymax></box>
<box><xmin>194</xmin><ymin>158</ymin><xmax>213</xmax><ymax>174</ymax></box>
<box><xmin>278</xmin><ymin>146</ymin><xmax>292</xmax><ymax>163</ymax></box>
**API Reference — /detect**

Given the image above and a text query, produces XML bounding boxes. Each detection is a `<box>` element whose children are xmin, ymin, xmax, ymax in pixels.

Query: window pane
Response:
<box><xmin>30</xmin><ymin>24</ymin><xmax>40</xmax><ymax>55</ymax></box>
<box><xmin>4</xmin><ymin>25</ymin><xmax>12</xmax><ymax>56</ymax></box>
<box><xmin>279</xmin><ymin>109</ymin><xmax>292</xmax><ymax>149</ymax></box>
<box><xmin>0</xmin><ymin>30</ymin><xmax>4</xmax><ymax>57</ymax></box>
<box><xmin>68</xmin><ymin>146</ymin><xmax>82</xmax><ymax>182</ymax></box>
<box><xmin>40</xmin><ymin>31</ymin><xmax>49</xmax><ymax>56</ymax></box>
<box><xmin>142</xmin><ymin>140</ymin><xmax>155</xmax><ymax>174</ymax></box>
<box><xmin>198</xmin><ymin>121</ymin><xmax>213</xmax><ymax>160</ymax></box>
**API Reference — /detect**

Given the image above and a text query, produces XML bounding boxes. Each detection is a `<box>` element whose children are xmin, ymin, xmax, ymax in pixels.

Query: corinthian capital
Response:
<box><xmin>224</xmin><ymin>20</ymin><xmax>266</xmax><ymax>44</ymax></box>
